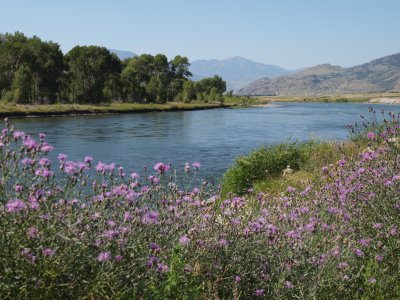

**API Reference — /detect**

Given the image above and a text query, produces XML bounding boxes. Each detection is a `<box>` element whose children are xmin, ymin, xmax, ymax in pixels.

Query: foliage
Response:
<box><xmin>0</xmin><ymin>32</ymin><xmax>64</xmax><ymax>104</ymax></box>
<box><xmin>221</xmin><ymin>141</ymin><xmax>310</xmax><ymax>195</ymax></box>
<box><xmin>0</xmin><ymin>32</ymin><xmax>225</xmax><ymax>105</ymax></box>
<box><xmin>65</xmin><ymin>45</ymin><xmax>122</xmax><ymax>103</ymax></box>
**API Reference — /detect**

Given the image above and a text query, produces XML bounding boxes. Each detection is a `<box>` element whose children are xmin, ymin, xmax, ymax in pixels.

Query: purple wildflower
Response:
<box><xmin>157</xmin><ymin>263</ymin><xmax>170</xmax><ymax>273</ymax></box>
<box><xmin>42</xmin><ymin>248</ymin><xmax>55</xmax><ymax>257</ymax></box>
<box><xmin>375</xmin><ymin>254</ymin><xmax>384</xmax><ymax>262</ymax></box>
<box><xmin>253</xmin><ymin>289</ymin><xmax>265</xmax><ymax>297</ymax></box>
<box><xmin>6</xmin><ymin>199</ymin><xmax>27</xmax><ymax>213</ymax></box>
<box><xmin>368</xmin><ymin>277</ymin><xmax>377</xmax><ymax>284</ymax></box>
<box><xmin>130</xmin><ymin>172</ymin><xmax>140</xmax><ymax>179</ymax></box>
<box><xmin>192</xmin><ymin>162</ymin><xmax>201</xmax><ymax>170</ymax></box>
<box><xmin>41</xmin><ymin>143</ymin><xmax>54</xmax><ymax>153</ymax></box>
<box><xmin>154</xmin><ymin>162</ymin><xmax>170</xmax><ymax>174</ymax></box>
<box><xmin>354</xmin><ymin>249</ymin><xmax>364</xmax><ymax>257</ymax></box>
<box><xmin>124</xmin><ymin>211</ymin><xmax>133</xmax><ymax>221</ymax></box>
<box><xmin>367</xmin><ymin>132</ymin><xmax>376</xmax><ymax>140</ymax></box>
<box><xmin>179</xmin><ymin>235</ymin><xmax>191</xmax><ymax>246</ymax></box>
<box><xmin>285</xmin><ymin>281</ymin><xmax>294</xmax><ymax>289</ymax></box>
<box><xmin>287</xmin><ymin>186</ymin><xmax>296</xmax><ymax>193</ymax></box>
<box><xmin>95</xmin><ymin>161</ymin><xmax>106</xmax><ymax>173</ymax></box>
<box><xmin>23</xmin><ymin>136</ymin><xmax>37</xmax><ymax>149</ymax></box>
<box><xmin>149</xmin><ymin>242</ymin><xmax>160</xmax><ymax>252</ymax></box>
<box><xmin>58</xmin><ymin>153</ymin><xmax>67</xmax><ymax>161</ymax></box>
<box><xmin>142</xmin><ymin>210</ymin><xmax>159</xmax><ymax>225</ymax></box>
<box><xmin>27</xmin><ymin>227</ymin><xmax>38</xmax><ymax>239</ymax></box>
<box><xmin>97</xmin><ymin>251</ymin><xmax>111</xmax><ymax>262</ymax></box>
<box><xmin>13</xmin><ymin>131</ymin><xmax>25</xmax><ymax>139</ymax></box>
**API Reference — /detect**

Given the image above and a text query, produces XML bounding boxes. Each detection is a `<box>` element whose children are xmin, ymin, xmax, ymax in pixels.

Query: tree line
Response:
<box><xmin>0</xmin><ymin>32</ymin><xmax>226</xmax><ymax>104</ymax></box>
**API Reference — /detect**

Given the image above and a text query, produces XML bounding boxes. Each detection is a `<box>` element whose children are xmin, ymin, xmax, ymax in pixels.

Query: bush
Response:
<box><xmin>221</xmin><ymin>141</ymin><xmax>310</xmax><ymax>195</ymax></box>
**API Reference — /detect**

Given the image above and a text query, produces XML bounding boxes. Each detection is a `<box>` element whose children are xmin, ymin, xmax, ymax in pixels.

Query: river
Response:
<box><xmin>9</xmin><ymin>102</ymin><xmax>397</xmax><ymax>181</ymax></box>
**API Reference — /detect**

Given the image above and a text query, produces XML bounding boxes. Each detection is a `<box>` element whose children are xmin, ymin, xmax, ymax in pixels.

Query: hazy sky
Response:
<box><xmin>1</xmin><ymin>0</ymin><xmax>399</xmax><ymax>69</ymax></box>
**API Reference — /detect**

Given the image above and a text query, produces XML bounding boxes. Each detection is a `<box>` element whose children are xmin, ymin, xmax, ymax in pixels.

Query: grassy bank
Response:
<box><xmin>221</xmin><ymin>139</ymin><xmax>365</xmax><ymax>197</ymax></box>
<box><xmin>0</xmin><ymin>102</ymin><xmax>238</xmax><ymax>118</ymax></box>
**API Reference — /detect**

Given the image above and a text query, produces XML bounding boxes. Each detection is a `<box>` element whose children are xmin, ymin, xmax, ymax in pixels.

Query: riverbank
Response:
<box><xmin>0</xmin><ymin>102</ymin><xmax>238</xmax><ymax>118</ymax></box>
<box><xmin>254</xmin><ymin>92</ymin><xmax>400</xmax><ymax>103</ymax></box>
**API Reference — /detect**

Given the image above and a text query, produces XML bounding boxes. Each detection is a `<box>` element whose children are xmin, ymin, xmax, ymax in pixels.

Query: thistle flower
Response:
<box><xmin>179</xmin><ymin>235</ymin><xmax>191</xmax><ymax>246</ymax></box>
<box><xmin>42</xmin><ymin>248</ymin><xmax>55</xmax><ymax>257</ymax></box>
<box><xmin>367</xmin><ymin>132</ymin><xmax>376</xmax><ymax>140</ymax></box>
<box><xmin>154</xmin><ymin>162</ymin><xmax>170</xmax><ymax>174</ymax></box>
<box><xmin>6</xmin><ymin>199</ymin><xmax>27</xmax><ymax>213</ymax></box>
<box><xmin>253</xmin><ymin>289</ymin><xmax>265</xmax><ymax>297</ymax></box>
<box><xmin>97</xmin><ymin>251</ymin><xmax>111</xmax><ymax>262</ymax></box>
<box><xmin>192</xmin><ymin>162</ymin><xmax>201</xmax><ymax>170</ymax></box>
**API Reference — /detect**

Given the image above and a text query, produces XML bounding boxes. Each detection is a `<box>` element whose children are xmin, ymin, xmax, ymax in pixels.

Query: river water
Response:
<box><xmin>9</xmin><ymin>102</ymin><xmax>397</xmax><ymax>180</ymax></box>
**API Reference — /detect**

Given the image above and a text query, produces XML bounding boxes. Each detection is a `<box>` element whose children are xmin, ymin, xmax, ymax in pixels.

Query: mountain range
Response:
<box><xmin>237</xmin><ymin>53</ymin><xmax>400</xmax><ymax>96</ymax></box>
<box><xmin>109</xmin><ymin>49</ymin><xmax>136</xmax><ymax>60</ymax></box>
<box><xmin>190</xmin><ymin>56</ymin><xmax>293</xmax><ymax>91</ymax></box>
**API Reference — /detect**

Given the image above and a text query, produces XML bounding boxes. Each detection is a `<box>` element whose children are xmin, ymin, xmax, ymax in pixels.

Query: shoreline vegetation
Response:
<box><xmin>0</xmin><ymin>102</ymin><xmax>238</xmax><ymax>118</ymax></box>
<box><xmin>2</xmin><ymin>92</ymin><xmax>400</xmax><ymax>118</ymax></box>
<box><xmin>1</xmin><ymin>109</ymin><xmax>399</xmax><ymax>298</ymax></box>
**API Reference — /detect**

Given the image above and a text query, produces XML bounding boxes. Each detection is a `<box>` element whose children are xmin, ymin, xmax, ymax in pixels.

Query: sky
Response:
<box><xmin>1</xmin><ymin>0</ymin><xmax>400</xmax><ymax>69</ymax></box>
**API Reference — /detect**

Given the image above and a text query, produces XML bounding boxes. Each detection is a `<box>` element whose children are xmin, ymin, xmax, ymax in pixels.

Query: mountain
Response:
<box><xmin>190</xmin><ymin>56</ymin><xmax>293</xmax><ymax>91</ymax></box>
<box><xmin>109</xmin><ymin>49</ymin><xmax>136</xmax><ymax>60</ymax></box>
<box><xmin>237</xmin><ymin>53</ymin><xmax>400</xmax><ymax>96</ymax></box>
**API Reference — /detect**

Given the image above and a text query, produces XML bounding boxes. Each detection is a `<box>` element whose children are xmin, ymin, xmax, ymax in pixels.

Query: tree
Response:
<box><xmin>120</xmin><ymin>55</ymin><xmax>153</xmax><ymax>102</ymax></box>
<box><xmin>181</xmin><ymin>80</ymin><xmax>196</xmax><ymax>103</ymax></box>
<box><xmin>146</xmin><ymin>73</ymin><xmax>169</xmax><ymax>103</ymax></box>
<box><xmin>0</xmin><ymin>32</ymin><xmax>64</xmax><ymax>103</ymax></box>
<box><xmin>168</xmin><ymin>55</ymin><xmax>192</xmax><ymax>101</ymax></box>
<box><xmin>196</xmin><ymin>75</ymin><xmax>226</xmax><ymax>95</ymax></box>
<box><xmin>26</xmin><ymin>36</ymin><xmax>65</xmax><ymax>103</ymax></box>
<box><xmin>12</xmin><ymin>64</ymin><xmax>34</xmax><ymax>103</ymax></box>
<box><xmin>65</xmin><ymin>46</ymin><xmax>121</xmax><ymax>103</ymax></box>
<box><xmin>0</xmin><ymin>32</ymin><xmax>31</xmax><ymax>93</ymax></box>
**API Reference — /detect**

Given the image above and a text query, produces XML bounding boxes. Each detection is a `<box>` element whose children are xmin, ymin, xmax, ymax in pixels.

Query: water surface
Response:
<box><xmin>10</xmin><ymin>102</ymin><xmax>397</xmax><ymax>180</ymax></box>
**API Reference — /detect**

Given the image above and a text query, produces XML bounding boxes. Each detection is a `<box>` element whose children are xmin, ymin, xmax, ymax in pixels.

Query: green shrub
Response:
<box><xmin>221</xmin><ymin>141</ymin><xmax>310</xmax><ymax>195</ymax></box>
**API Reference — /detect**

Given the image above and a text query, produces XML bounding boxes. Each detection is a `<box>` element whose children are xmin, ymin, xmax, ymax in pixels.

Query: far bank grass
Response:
<box><xmin>0</xmin><ymin>101</ymin><xmax>238</xmax><ymax>118</ymax></box>
<box><xmin>254</xmin><ymin>92</ymin><xmax>400</xmax><ymax>103</ymax></box>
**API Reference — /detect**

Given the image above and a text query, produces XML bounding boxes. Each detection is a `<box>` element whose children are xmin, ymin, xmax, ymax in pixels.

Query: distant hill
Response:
<box><xmin>109</xmin><ymin>49</ymin><xmax>136</xmax><ymax>60</ymax></box>
<box><xmin>237</xmin><ymin>53</ymin><xmax>400</xmax><ymax>96</ymax></box>
<box><xmin>190</xmin><ymin>56</ymin><xmax>293</xmax><ymax>91</ymax></box>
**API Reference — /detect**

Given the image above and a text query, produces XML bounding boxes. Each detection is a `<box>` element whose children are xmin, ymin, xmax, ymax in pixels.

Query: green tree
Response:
<box><xmin>0</xmin><ymin>32</ymin><xmax>64</xmax><ymax>103</ymax></box>
<box><xmin>168</xmin><ymin>55</ymin><xmax>192</xmax><ymax>101</ymax></box>
<box><xmin>146</xmin><ymin>73</ymin><xmax>169</xmax><ymax>103</ymax></box>
<box><xmin>65</xmin><ymin>46</ymin><xmax>121</xmax><ymax>103</ymax></box>
<box><xmin>26</xmin><ymin>36</ymin><xmax>65</xmax><ymax>103</ymax></box>
<box><xmin>181</xmin><ymin>80</ymin><xmax>196</xmax><ymax>103</ymax></box>
<box><xmin>196</xmin><ymin>75</ymin><xmax>226</xmax><ymax>95</ymax></box>
<box><xmin>0</xmin><ymin>32</ymin><xmax>31</xmax><ymax>93</ymax></box>
<box><xmin>12</xmin><ymin>64</ymin><xmax>34</xmax><ymax>103</ymax></box>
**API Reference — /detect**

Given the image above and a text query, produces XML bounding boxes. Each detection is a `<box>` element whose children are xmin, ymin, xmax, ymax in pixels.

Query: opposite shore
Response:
<box><xmin>2</xmin><ymin>93</ymin><xmax>400</xmax><ymax>118</ymax></box>
<box><xmin>0</xmin><ymin>102</ymin><xmax>241</xmax><ymax>118</ymax></box>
